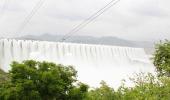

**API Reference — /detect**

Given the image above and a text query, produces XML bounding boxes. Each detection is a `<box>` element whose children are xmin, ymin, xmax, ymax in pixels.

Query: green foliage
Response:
<box><xmin>68</xmin><ymin>83</ymin><xmax>89</xmax><ymax>100</ymax></box>
<box><xmin>86</xmin><ymin>81</ymin><xmax>119</xmax><ymax>100</ymax></box>
<box><xmin>0</xmin><ymin>69</ymin><xmax>9</xmax><ymax>84</ymax></box>
<box><xmin>0</xmin><ymin>60</ymin><xmax>88</xmax><ymax>100</ymax></box>
<box><xmin>117</xmin><ymin>73</ymin><xmax>170</xmax><ymax>100</ymax></box>
<box><xmin>154</xmin><ymin>40</ymin><xmax>170</xmax><ymax>76</ymax></box>
<box><xmin>86</xmin><ymin>73</ymin><xmax>170</xmax><ymax>100</ymax></box>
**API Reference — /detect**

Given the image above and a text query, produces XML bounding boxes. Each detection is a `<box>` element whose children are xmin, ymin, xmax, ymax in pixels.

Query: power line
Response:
<box><xmin>62</xmin><ymin>0</ymin><xmax>120</xmax><ymax>41</ymax></box>
<box><xmin>61</xmin><ymin>0</ymin><xmax>117</xmax><ymax>40</ymax></box>
<box><xmin>60</xmin><ymin>0</ymin><xmax>120</xmax><ymax>42</ymax></box>
<box><xmin>16</xmin><ymin>0</ymin><xmax>46</xmax><ymax>35</ymax></box>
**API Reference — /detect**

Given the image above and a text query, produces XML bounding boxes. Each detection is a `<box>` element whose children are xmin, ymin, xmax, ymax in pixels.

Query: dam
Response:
<box><xmin>0</xmin><ymin>39</ymin><xmax>155</xmax><ymax>87</ymax></box>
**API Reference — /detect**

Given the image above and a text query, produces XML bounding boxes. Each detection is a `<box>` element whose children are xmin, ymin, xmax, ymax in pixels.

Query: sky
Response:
<box><xmin>0</xmin><ymin>0</ymin><xmax>169</xmax><ymax>41</ymax></box>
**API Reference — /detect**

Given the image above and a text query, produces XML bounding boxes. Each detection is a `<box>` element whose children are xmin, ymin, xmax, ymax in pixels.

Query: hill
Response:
<box><xmin>12</xmin><ymin>34</ymin><xmax>154</xmax><ymax>54</ymax></box>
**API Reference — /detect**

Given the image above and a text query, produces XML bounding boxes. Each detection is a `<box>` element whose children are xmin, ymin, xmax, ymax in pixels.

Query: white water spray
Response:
<box><xmin>0</xmin><ymin>39</ymin><xmax>155</xmax><ymax>88</ymax></box>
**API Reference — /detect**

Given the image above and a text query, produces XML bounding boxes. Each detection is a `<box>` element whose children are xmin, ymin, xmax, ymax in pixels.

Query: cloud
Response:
<box><xmin>0</xmin><ymin>0</ymin><xmax>169</xmax><ymax>41</ymax></box>
<box><xmin>129</xmin><ymin>0</ymin><xmax>170</xmax><ymax>18</ymax></box>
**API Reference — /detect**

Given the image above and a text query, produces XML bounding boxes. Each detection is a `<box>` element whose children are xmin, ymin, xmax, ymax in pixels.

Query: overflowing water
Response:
<box><xmin>0</xmin><ymin>39</ymin><xmax>155</xmax><ymax>88</ymax></box>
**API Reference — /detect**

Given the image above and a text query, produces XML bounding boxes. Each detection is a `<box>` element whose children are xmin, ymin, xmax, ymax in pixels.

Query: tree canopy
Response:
<box><xmin>154</xmin><ymin>40</ymin><xmax>170</xmax><ymax>76</ymax></box>
<box><xmin>0</xmin><ymin>60</ymin><xmax>88</xmax><ymax>100</ymax></box>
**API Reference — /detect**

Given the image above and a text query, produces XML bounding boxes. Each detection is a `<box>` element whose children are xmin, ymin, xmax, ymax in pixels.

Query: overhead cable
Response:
<box><xmin>60</xmin><ymin>0</ymin><xmax>120</xmax><ymax>42</ymax></box>
<box><xmin>16</xmin><ymin>0</ymin><xmax>46</xmax><ymax>34</ymax></box>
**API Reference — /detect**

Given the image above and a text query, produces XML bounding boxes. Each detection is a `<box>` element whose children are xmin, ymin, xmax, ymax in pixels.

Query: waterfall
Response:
<box><xmin>0</xmin><ymin>39</ymin><xmax>155</xmax><ymax>88</ymax></box>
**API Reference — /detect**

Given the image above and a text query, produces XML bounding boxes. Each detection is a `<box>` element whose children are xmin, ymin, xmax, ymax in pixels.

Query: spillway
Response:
<box><xmin>0</xmin><ymin>39</ymin><xmax>155</xmax><ymax>88</ymax></box>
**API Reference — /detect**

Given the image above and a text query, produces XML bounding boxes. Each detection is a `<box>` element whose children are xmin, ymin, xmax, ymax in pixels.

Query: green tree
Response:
<box><xmin>118</xmin><ymin>73</ymin><xmax>170</xmax><ymax>100</ymax></box>
<box><xmin>0</xmin><ymin>69</ymin><xmax>9</xmax><ymax>84</ymax></box>
<box><xmin>68</xmin><ymin>82</ymin><xmax>89</xmax><ymax>100</ymax></box>
<box><xmin>87</xmin><ymin>81</ymin><xmax>119</xmax><ymax>100</ymax></box>
<box><xmin>0</xmin><ymin>60</ymin><xmax>88</xmax><ymax>100</ymax></box>
<box><xmin>154</xmin><ymin>40</ymin><xmax>170</xmax><ymax>76</ymax></box>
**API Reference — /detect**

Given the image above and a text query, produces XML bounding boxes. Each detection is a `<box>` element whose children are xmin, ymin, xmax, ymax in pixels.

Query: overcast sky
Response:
<box><xmin>0</xmin><ymin>0</ymin><xmax>169</xmax><ymax>41</ymax></box>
